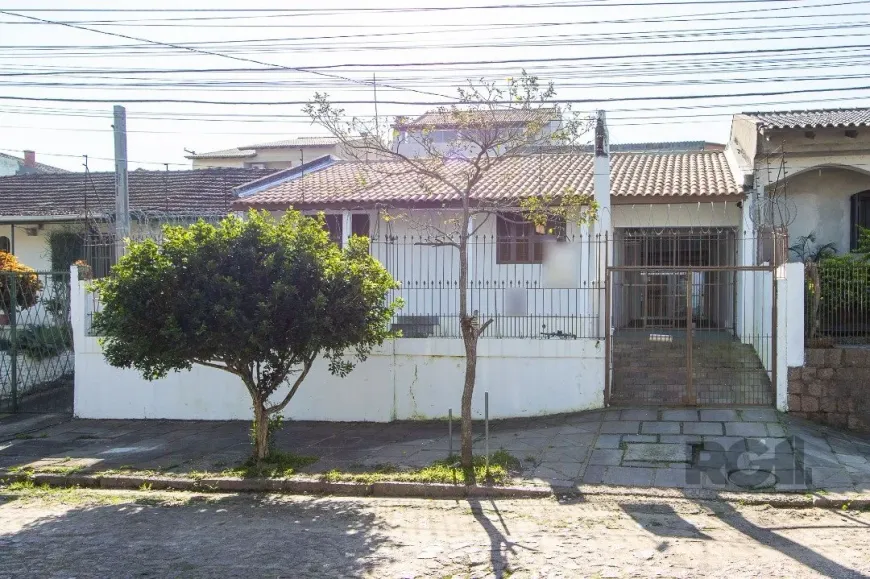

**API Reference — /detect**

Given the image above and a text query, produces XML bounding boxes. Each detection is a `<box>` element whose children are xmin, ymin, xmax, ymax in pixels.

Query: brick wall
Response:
<box><xmin>788</xmin><ymin>348</ymin><xmax>870</xmax><ymax>432</ymax></box>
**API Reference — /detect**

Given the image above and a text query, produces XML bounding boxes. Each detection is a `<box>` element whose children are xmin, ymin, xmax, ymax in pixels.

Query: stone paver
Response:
<box><xmin>641</xmin><ymin>421</ymin><xmax>680</xmax><ymax>435</ymax></box>
<box><xmin>3</xmin><ymin>406</ymin><xmax>870</xmax><ymax>495</ymax></box>
<box><xmin>700</xmin><ymin>409</ymin><xmax>739</xmax><ymax>421</ymax></box>
<box><xmin>662</xmin><ymin>409</ymin><xmax>699</xmax><ymax>422</ymax></box>
<box><xmin>4</xmin><ymin>492</ymin><xmax>870</xmax><ymax>578</ymax></box>
<box><xmin>725</xmin><ymin>422</ymin><xmax>769</xmax><ymax>437</ymax></box>
<box><xmin>624</xmin><ymin>443</ymin><xmax>691</xmax><ymax>463</ymax></box>
<box><xmin>683</xmin><ymin>422</ymin><xmax>723</xmax><ymax>435</ymax></box>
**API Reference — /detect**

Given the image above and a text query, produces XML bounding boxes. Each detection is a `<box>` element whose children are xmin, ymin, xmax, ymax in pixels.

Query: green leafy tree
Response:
<box><xmin>91</xmin><ymin>211</ymin><xmax>400</xmax><ymax>459</ymax></box>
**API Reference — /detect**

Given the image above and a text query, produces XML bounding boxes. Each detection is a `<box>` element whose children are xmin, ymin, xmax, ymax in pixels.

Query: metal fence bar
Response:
<box><xmin>806</xmin><ymin>259</ymin><xmax>870</xmax><ymax>345</ymax></box>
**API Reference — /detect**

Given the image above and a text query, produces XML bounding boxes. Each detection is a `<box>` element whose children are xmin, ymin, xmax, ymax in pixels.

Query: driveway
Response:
<box><xmin>1</xmin><ymin>408</ymin><xmax>869</xmax><ymax>493</ymax></box>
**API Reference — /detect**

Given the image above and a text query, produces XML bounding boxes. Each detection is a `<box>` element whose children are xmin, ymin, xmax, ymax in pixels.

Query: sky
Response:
<box><xmin>1</xmin><ymin>0</ymin><xmax>870</xmax><ymax>172</ymax></box>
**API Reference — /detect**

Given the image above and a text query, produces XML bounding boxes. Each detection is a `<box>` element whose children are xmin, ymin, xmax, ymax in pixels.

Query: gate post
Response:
<box><xmin>9</xmin><ymin>273</ymin><xmax>17</xmax><ymax>412</ymax></box>
<box><xmin>685</xmin><ymin>269</ymin><xmax>695</xmax><ymax>405</ymax></box>
<box><xmin>604</xmin><ymin>268</ymin><xmax>611</xmax><ymax>406</ymax></box>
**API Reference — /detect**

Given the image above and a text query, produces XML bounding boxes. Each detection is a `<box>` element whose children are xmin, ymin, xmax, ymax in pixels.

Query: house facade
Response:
<box><xmin>728</xmin><ymin>108</ymin><xmax>870</xmax><ymax>258</ymax></box>
<box><xmin>0</xmin><ymin>151</ymin><xmax>67</xmax><ymax>177</ymax></box>
<box><xmin>70</xmin><ymin>111</ymin><xmax>818</xmax><ymax>422</ymax></box>
<box><xmin>392</xmin><ymin>108</ymin><xmax>563</xmax><ymax>158</ymax></box>
<box><xmin>185</xmin><ymin>136</ymin><xmax>369</xmax><ymax>170</ymax></box>
<box><xmin>0</xmin><ymin>167</ymin><xmax>275</xmax><ymax>273</ymax></box>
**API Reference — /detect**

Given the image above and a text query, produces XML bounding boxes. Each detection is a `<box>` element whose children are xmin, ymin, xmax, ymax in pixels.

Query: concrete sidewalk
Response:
<box><xmin>2</xmin><ymin>408</ymin><xmax>869</xmax><ymax>493</ymax></box>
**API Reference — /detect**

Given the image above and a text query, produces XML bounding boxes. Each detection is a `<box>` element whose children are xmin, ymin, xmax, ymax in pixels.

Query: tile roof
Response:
<box><xmin>395</xmin><ymin>108</ymin><xmax>559</xmax><ymax>128</ymax></box>
<box><xmin>234</xmin><ymin>151</ymin><xmax>739</xmax><ymax>209</ymax></box>
<box><xmin>241</xmin><ymin>136</ymin><xmax>342</xmax><ymax>149</ymax></box>
<box><xmin>184</xmin><ymin>147</ymin><xmax>256</xmax><ymax>160</ymax></box>
<box><xmin>0</xmin><ymin>168</ymin><xmax>276</xmax><ymax>218</ymax></box>
<box><xmin>527</xmin><ymin>141</ymin><xmax>725</xmax><ymax>154</ymax></box>
<box><xmin>743</xmin><ymin>108</ymin><xmax>870</xmax><ymax>130</ymax></box>
<box><xmin>0</xmin><ymin>152</ymin><xmax>69</xmax><ymax>175</ymax></box>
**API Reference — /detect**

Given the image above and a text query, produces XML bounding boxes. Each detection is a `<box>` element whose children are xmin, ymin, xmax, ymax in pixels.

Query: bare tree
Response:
<box><xmin>306</xmin><ymin>72</ymin><xmax>597</xmax><ymax>482</ymax></box>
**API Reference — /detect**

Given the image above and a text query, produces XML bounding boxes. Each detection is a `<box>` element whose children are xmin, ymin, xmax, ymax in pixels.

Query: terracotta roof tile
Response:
<box><xmin>743</xmin><ymin>108</ymin><xmax>870</xmax><ymax>130</ymax></box>
<box><xmin>235</xmin><ymin>152</ymin><xmax>739</xmax><ymax>209</ymax></box>
<box><xmin>0</xmin><ymin>168</ymin><xmax>276</xmax><ymax>218</ymax></box>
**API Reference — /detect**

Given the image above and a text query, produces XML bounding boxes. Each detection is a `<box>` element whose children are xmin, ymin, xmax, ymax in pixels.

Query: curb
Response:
<box><xmin>1</xmin><ymin>471</ymin><xmax>867</xmax><ymax>508</ymax></box>
<box><xmin>0</xmin><ymin>471</ymin><xmax>550</xmax><ymax>500</ymax></box>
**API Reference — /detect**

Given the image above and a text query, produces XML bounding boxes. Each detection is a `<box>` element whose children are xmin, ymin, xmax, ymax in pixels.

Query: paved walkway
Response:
<box><xmin>2</xmin><ymin>408</ymin><xmax>869</xmax><ymax>493</ymax></box>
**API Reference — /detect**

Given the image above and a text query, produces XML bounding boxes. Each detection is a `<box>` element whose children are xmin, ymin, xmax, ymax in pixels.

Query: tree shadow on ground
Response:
<box><xmin>0</xmin><ymin>492</ymin><xmax>394</xmax><ymax>578</ymax></box>
<box><xmin>684</xmin><ymin>491</ymin><xmax>868</xmax><ymax>579</ymax></box>
<box><xmin>466</xmin><ymin>497</ymin><xmax>537</xmax><ymax>579</ymax></box>
<box><xmin>619</xmin><ymin>502</ymin><xmax>712</xmax><ymax>540</ymax></box>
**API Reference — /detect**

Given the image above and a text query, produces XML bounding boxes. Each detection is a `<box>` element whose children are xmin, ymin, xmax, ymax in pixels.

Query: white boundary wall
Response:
<box><xmin>71</xmin><ymin>274</ymin><xmax>605</xmax><ymax>421</ymax></box>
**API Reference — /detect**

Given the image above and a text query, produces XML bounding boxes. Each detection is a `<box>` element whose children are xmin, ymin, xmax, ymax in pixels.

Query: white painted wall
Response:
<box><xmin>0</xmin><ymin>157</ymin><xmax>19</xmax><ymax>177</ymax></box>
<box><xmin>72</xmin><ymin>274</ymin><xmax>605</xmax><ymax>421</ymax></box>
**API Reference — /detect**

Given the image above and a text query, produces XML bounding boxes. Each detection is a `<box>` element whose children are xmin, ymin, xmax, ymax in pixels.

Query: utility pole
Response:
<box><xmin>113</xmin><ymin>105</ymin><xmax>130</xmax><ymax>262</ymax></box>
<box><xmin>373</xmin><ymin>73</ymin><xmax>379</xmax><ymax>140</ymax></box>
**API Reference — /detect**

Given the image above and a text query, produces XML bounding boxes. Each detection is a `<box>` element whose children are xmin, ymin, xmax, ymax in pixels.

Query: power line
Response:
<box><xmin>0</xmin><ymin>1</ymin><xmax>807</xmax><ymax>13</ymax></box>
<box><xmin>6</xmin><ymin>81</ymin><xmax>870</xmax><ymax>106</ymax></box>
<box><xmin>0</xmin><ymin>10</ymin><xmax>453</xmax><ymax>101</ymax></box>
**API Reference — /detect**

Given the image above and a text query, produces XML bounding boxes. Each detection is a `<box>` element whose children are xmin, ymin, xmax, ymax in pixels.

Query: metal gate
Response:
<box><xmin>0</xmin><ymin>271</ymin><xmax>74</xmax><ymax>413</ymax></box>
<box><xmin>605</xmin><ymin>265</ymin><xmax>776</xmax><ymax>406</ymax></box>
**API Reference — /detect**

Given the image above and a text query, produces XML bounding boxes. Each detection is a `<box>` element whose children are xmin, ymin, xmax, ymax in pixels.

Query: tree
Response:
<box><xmin>91</xmin><ymin>211</ymin><xmax>400</xmax><ymax>459</ymax></box>
<box><xmin>306</xmin><ymin>72</ymin><xmax>597</xmax><ymax>482</ymax></box>
<box><xmin>0</xmin><ymin>251</ymin><xmax>42</xmax><ymax>314</ymax></box>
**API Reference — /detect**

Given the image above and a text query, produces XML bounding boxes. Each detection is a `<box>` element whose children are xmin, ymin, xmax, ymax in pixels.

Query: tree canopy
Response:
<box><xmin>92</xmin><ymin>211</ymin><xmax>400</xmax><ymax>458</ymax></box>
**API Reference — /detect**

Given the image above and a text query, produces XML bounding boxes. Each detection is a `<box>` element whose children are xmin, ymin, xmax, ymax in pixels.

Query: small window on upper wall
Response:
<box><xmin>0</xmin><ymin>236</ymin><xmax>9</xmax><ymax>253</ymax></box>
<box><xmin>323</xmin><ymin>214</ymin><xmax>343</xmax><ymax>246</ymax></box>
<box><xmin>351</xmin><ymin>214</ymin><xmax>371</xmax><ymax>239</ymax></box>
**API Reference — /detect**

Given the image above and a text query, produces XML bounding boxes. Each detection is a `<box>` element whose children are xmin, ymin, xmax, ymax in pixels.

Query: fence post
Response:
<box><xmin>9</xmin><ymin>273</ymin><xmax>17</xmax><ymax>412</ymax></box>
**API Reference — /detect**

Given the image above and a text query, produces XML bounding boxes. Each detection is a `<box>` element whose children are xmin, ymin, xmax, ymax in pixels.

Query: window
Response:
<box><xmin>851</xmin><ymin>191</ymin><xmax>870</xmax><ymax>250</ymax></box>
<box><xmin>351</xmin><ymin>214</ymin><xmax>370</xmax><ymax>238</ymax></box>
<box><xmin>323</xmin><ymin>214</ymin><xmax>343</xmax><ymax>245</ymax></box>
<box><xmin>0</xmin><ymin>236</ymin><xmax>9</xmax><ymax>253</ymax></box>
<box><xmin>496</xmin><ymin>213</ymin><xmax>566</xmax><ymax>264</ymax></box>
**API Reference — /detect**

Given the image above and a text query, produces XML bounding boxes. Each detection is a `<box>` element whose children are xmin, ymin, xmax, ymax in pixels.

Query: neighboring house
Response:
<box><xmin>0</xmin><ymin>151</ymin><xmax>68</xmax><ymax>177</ymax></box>
<box><xmin>392</xmin><ymin>108</ymin><xmax>563</xmax><ymax>158</ymax></box>
<box><xmin>727</xmin><ymin>108</ymin><xmax>870</xmax><ymax>258</ymax></box>
<box><xmin>0</xmin><ymin>167</ymin><xmax>275</xmax><ymax>273</ymax></box>
<box><xmin>185</xmin><ymin>136</ymin><xmax>370</xmax><ymax>170</ymax></box>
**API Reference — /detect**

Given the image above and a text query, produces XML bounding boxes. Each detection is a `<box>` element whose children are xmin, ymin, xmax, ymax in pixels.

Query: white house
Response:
<box><xmin>185</xmin><ymin>136</ymin><xmax>374</xmax><ymax>170</ymax></box>
<box><xmin>727</xmin><ymin>108</ymin><xmax>870</xmax><ymax>258</ymax></box>
<box><xmin>72</xmin><ymin>113</ymin><xmax>813</xmax><ymax>422</ymax></box>
<box><xmin>391</xmin><ymin>108</ymin><xmax>563</xmax><ymax>158</ymax></box>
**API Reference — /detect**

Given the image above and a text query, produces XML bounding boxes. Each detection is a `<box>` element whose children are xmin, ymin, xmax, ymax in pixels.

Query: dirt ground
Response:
<box><xmin>0</xmin><ymin>487</ymin><xmax>868</xmax><ymax>578</ymax></box>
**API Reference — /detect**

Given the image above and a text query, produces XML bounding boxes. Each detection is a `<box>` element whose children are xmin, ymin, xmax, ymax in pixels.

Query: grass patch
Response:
<box><xmin>37</xmin><ymin>465</ymin><xmax>85</xmax><ymax>475</ymax></box>
<box><xmin>12</xmin><ymin>432</ymin><xmax>46</xmax><ymax>440</ymax></box>
<box><xmin>323</xmin><ymin>450</ymin><xmax>521</xmax><ymax>485</ymax></box>
<box><xmin>222</xmin><ymin>451</ymin><xmax>318</xmax><ymax>479</ymax></box>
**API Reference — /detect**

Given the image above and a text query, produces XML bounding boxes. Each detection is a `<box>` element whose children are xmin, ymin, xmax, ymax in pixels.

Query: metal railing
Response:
<box><xmin>805</xmin><ymin>259</ymin><xmax>870</xmax><ymax>345</ymax></box>
<box><xmin>0</xmin><ymin>270</ymin><xmax>74</xmax><ymax>413</ymax></box>
<box><xmin>371</xmin><ymin>234</ymin><xmax>607</xmax><ymax>339</ymax></box>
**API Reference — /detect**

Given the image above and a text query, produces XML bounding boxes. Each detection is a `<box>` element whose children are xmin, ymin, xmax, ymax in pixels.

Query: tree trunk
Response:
<box><xmin>460</xmin><ymin>323</ymin><xmax>478</xmax><ymax>485</ymax></box>
<box><xmin>457</xmin><ymin>232</ymin><xmax>477</xmax><ymax>485</ymax></box>
<box><xmin>253</xmin><ymin>400</ymin><xmax>270</xmax><ymax>461</ymax></box>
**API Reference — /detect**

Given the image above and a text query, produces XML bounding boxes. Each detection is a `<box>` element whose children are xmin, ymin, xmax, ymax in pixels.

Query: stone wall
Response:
<box><xmin>788</xmin><ymin>348</ymin><xmax>870</xmax><ymax>432</ymax></box>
